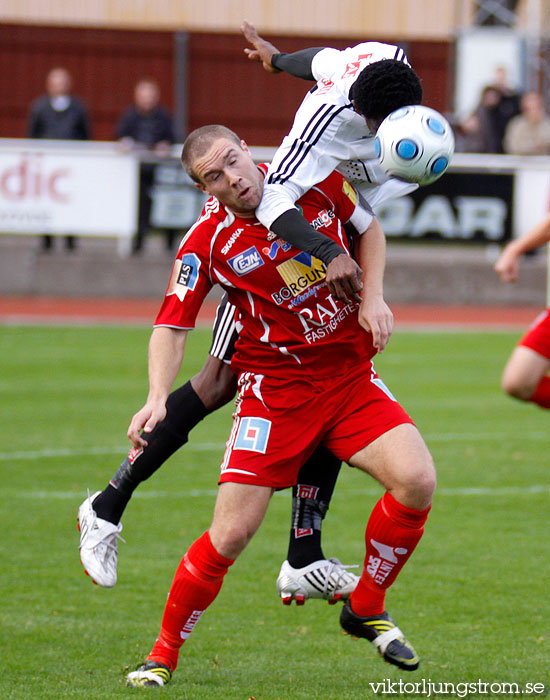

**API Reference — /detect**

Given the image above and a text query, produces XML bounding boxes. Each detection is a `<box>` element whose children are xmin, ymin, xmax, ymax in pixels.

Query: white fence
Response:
<box><xmin>1</xmin><ymin>139</ymin><xmax>549</xmax><ymax>252</ymax></box>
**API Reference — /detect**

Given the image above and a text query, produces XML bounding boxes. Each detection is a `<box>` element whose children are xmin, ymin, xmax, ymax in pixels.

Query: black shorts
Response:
<box><xmin>209</xmin><ymin>293</ymin><xmax>239</xmax><ymax>363</ymax></box>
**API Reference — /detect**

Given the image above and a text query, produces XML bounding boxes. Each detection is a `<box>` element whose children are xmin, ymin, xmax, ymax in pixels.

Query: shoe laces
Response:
<box><xmin>81</xmin><ymin>489</ymin><xmax>125</xmax><ymax>556</ymax></box>
<box><xmin>323</xmin><ymin>558</ymin><xmax>359</xmax><ymax>596</ymax></box>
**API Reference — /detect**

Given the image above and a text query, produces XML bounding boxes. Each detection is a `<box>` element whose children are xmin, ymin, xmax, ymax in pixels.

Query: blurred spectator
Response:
<box><xmin>457</xmin><ymin>72</ymin><xmax>521</xmax><ymax>154</ymax></box>
<box><xmin>491</xmin><ymin>65</ymin><xmax>521</xmax><ymax>127</ymax></box>
<box><xmin>116</xmin><ymin>79</ymin><xmax>176</xmax><ymax>253</ymax></box>
<box><xmin>503</xmin><ymin>92</ymin><xmax>550</xmax><ymax>156</ymax></box>
<box><xmin>27</xmin><ymin>67</ymin><xmax>91</xmax><ymax>251</ymax></box>
<box><xmin>454</xmin><ymin>113</ymin><xmax>485</xmax><ymax>153</ymax></box>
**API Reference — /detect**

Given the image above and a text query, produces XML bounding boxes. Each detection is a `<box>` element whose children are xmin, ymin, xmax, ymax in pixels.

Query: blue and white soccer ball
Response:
<box><xmin>374</xmin><ymin>105</ymin><xmax>455</xmax><ymax>186</ymax></box>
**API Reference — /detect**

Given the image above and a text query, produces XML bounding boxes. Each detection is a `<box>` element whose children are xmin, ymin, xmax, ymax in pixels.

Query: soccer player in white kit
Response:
<box><xmin>242</xmin><ymin>21</ymin><xmax>423</xmax><ymax>302</ymax></box>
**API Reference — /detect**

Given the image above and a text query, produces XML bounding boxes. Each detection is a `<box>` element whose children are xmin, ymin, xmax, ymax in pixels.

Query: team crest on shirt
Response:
<box><xmin>262</xmin><ymin>239</ymin><xmax>292</xmax><ymax>260</ymax></box>
<box><xmin>166</xmin><ymin>253</ymin><xmax>201</xmax><ymax>301</ymax></box>
<box><xmin>227</xmin><ymin>246</ymin><xmax>264</xmax><ymax>276</ymax></box>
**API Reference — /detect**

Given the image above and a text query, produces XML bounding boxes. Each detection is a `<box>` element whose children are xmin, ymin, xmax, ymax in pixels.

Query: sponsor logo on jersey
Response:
<box><xmin>271</xmin><ymin>251</ymin><xmax>326</xmax><ymax>305</ymax></box>
<box><xmin>341</xmin><ymin>53</ymin><xmax>373</xmax><ymax>79</ymax></box>
<box><xmin>299</xmin><ymin>299</ymin><xmax>359</xmax><ymax>343</ymax></box>
<box><xmin>178</xmin><ymin>253</ymin><xmax>200</xmax><ymax>289</ymax></box>
<box><xmin>166</xmin><ymin>253</ymin><xmax>201</xmax><ymax>301</ymax></box>
<box><xmin>228</xmin><ymin>246</ymin><xmax>264</xmax><ymax>276</ymax></box>
<box><xmin>310</xmin><ymin>209</ymin><xmax>335</xmax><ymax>230</ymax></box>
<box><xmin>221</xmin><ymin>228</ymin><xmax>244</xmax><ymax>255</ymax></box>
<box><xmin>262</xmin><ymin>239</ymin><xmax>292</xmax><ymax>260</ymax></box>
<box><xmin>343</xmin><ymin>180</ymin><xmax>358</xmax><ymax>205</ymax></box>
<box><xmin>316</xmin><ymin>78</ymin><xmax>334</xmax><ymax>96</ymax></box>
<box><xmin>234</xmin><ymin>416</ymin><xmax>271</xmax><ymax>453</ymax></box>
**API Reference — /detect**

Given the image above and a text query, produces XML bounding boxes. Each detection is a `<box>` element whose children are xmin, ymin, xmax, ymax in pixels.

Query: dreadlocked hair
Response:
<box><xmin>352</xmin><ymin>58</ymin><xmax>423</xmax><ymax>120</ymax></box>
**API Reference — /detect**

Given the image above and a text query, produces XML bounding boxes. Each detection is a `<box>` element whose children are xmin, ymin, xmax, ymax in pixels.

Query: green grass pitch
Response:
<box><xmin>0</xmin><ymin>325</ymin><xmax>548</xmax><ymax>699</ymax></box>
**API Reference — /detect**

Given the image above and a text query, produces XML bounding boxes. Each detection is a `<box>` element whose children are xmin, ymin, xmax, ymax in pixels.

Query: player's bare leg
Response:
<box><xmin>126</xmin><ymin>483</ymin><xmax>272</xmax><ymax>686</ymax></box>
<box><xmin>501</xmin><ymin>345</ymin><xmax>550</xmax><ymax>407</ymax></box>
<box><xmin>340</xmin><ymin>423</ymin><xmax>436</xmax><ymax>671</ymax></box>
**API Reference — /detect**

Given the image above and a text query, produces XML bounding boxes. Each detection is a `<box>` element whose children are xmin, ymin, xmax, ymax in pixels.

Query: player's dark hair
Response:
<box><xmin>181</xmin><ymin>124</ymin><xmax>241</xmax><ymax>183</ymax></box>
<box><xmin>352</xmin><ymin>59</ymin><xmax>423</xmax><ymax>121</ymax></box>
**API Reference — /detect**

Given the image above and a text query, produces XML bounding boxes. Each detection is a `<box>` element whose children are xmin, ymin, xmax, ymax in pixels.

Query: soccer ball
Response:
<box><xmin>374</xmin><ymin>105</ymin><xmax>455</xmax><ymax>186</ymax></box>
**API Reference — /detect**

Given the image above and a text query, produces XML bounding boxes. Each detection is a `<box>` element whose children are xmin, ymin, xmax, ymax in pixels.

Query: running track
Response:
<box><xmin>0</xmin><ymin>296</ymin><xmax>542</xmax><ymax>329</ymax></box>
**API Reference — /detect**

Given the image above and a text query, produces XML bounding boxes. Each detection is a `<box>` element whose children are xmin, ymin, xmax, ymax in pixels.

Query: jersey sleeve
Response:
<box><xmin>154</xmin><ymin>231</ymin><xmax>213</xmax><ymax>329</ymax></box>
<box><xmin>321</xmin><ymin>171</ymin><xmax>374</xmax><ymax>235</ymax></box>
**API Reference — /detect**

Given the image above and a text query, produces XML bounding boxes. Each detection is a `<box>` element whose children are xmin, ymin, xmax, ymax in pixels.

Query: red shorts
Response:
<box><xmin>519</xmin><ymin>309</ymin><xmax>550</xmax><ymax>359</ymax></box>
<box><xmin>219</xmin><ymin>359</ymin><xmax>414</xmax><ymax>488</ymax></box>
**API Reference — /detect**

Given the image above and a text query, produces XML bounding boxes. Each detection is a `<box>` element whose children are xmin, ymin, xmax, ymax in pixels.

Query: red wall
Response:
<box><xmin>0</xmin><ymin>23</ymin><xmax>452</xmax><ymax>145</ymax></box>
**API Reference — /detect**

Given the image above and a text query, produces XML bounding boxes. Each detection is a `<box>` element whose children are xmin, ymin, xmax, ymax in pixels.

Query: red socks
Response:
<box><xmin>147</xmin><ymin>531</ymin><xmax>234</xmax><ymax>670</ymax></box>
<box><xmin>350</xmin><ymin>492</ymin><xmax>430</xmax><ymax>617</ymax></box>
<box><xmin>530</xmin><ymin>376</ymin><xmax>550</xmax><ymax>408</ymax></box>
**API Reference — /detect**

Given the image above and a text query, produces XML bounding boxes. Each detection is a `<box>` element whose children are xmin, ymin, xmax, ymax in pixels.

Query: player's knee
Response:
<box><xmin>501</xmin><ymin>374</ymin><xmax>533</xmax><ymax>401</ymax></box>
<box><xmin>191</xmin><ymin>357</ymin><xmax>237</xmax><ymax>410</ymax></box>
<box><xmin>211</xmin><ymin>523</ymin><xmax>254</xmax><ymax>560</ymax></box>
<box><xmin>394</xmin><ymin>456</ymin><xmax>436</xmax><ymax>510</ymax></box>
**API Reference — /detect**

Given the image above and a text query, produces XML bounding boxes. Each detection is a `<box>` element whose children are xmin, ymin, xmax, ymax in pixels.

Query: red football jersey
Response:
<box><xmin>155</xmin><ymin>167</ymin><xmax>376</xmax><ymax>380</ymax></box>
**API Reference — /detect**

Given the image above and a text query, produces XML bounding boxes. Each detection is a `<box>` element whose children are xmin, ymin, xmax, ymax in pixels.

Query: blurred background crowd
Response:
<box><xmin>0</xmin><ymin>0</ymin><xmax>549</xmax><ymax>279</ymax></box>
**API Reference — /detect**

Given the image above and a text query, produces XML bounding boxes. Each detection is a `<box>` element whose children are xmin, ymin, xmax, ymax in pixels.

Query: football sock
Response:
<box><xmin>147</xmin><ymin>531</ymin><xmax>234</xmax><ymax>671</ymax></box>
<box><xmin>350</xmin><ymin>492</ymin><xmax>430</xmax><ymax>617</ymax></box>
<box><xmin>92</xmin><ymin>381</ymin><xmax>209</xmax><ymax>524</ymax></box>
<box><xmin>530</xmin><ymin>376</ymin><xmax>550</xmax><ymax>408</ymax></box>
<box><xmin>287</xmin><ymin>445</ymin><xmax>341</xmax><ymax>568</ymax></box>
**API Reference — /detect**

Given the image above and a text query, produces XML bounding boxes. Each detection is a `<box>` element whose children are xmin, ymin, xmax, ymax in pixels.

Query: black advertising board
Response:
<box><xmin>375</xmin><ymin>171</ymin><xmax>514</xmax><ymax>243</ymax></box>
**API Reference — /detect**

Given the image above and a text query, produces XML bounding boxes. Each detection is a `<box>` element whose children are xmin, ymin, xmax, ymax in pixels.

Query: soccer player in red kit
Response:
<box><xmin>494</xmin><ymin>213</ymin><xmax>550</xmax><ymax>407</ymax></box>
<box><xmin>125</xmin><ymin>125</ymin><xmax>435</xmax><ymax>687</ymax></box>
<box><xmin>78</xmin><ymin>29</ymin><xmax>425</xmax><ymax>599</ymax></box>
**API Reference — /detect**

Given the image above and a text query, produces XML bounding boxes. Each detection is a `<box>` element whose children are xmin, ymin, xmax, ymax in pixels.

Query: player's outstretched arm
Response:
<box><xmin>127</xmin><ymin>327</ymin><xmax>188</xmax><ymax>448</ymax></box>
<box><xmin>355</xmin><ymin>218</ymin><xmax>393</xmax><ymax>353</ymax></box>
<box><xmin>241</xmin><ymin>20</ymin><xmax>282</xmax><ymax>73</ymax></box>
<box><xmin>494</xmin><ymin>214</ymin><xmax>550</xmax><ymax>283</ymax></box>
<box><xmin>241</xmin><ymin>20</ymin><xmax>324</xmax><ymax>80</ymax></box>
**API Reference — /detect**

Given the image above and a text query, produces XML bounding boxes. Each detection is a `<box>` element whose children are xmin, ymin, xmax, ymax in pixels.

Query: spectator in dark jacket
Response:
<box><xmin>116</xmin><ymin>78</ymin><xmax>174</xmax><ymax>153</ymax></box>
<box><xmin>27</xmin><ymin>67</ymin><xmax>91</xmax><ymax>251</ymax></box>
<box><xmin>116</xmin><ymin>79</ymin><xmax>175</xmax><ymax>252</ymax></box>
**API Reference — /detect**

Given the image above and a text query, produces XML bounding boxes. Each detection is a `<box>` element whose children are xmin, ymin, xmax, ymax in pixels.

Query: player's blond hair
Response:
<box><xmin>181</xmin><ymin>125</ymin><xmax>241</xmax><ymax>183</ymax></box>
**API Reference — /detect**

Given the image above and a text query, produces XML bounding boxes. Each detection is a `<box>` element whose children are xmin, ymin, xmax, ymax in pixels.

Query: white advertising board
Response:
<box><xmin>0</xmin><ymin>140</ymin><xmax>139</xmax><ymax>237</ymax></box>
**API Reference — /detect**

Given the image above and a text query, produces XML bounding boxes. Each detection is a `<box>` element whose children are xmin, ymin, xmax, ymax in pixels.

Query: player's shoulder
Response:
<box><xmin>309</xmin><ymin>170</ymin><xmax>358</xmax><ymax>208</ymax></box>
<box><xmin>177</xmin><ymin>196</ymin><xmax>223</xmax><ymax>250</ymax></box>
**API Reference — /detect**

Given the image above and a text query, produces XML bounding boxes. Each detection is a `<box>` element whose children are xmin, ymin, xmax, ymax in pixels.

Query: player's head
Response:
<box><xmin>351</xmin><ymin>59</ymin><xmax>423</xmax><ymax>133</ymax></box>
<box><xmin>181</xmin><ymin>125</ymin><xmax>264</xmax><ymax>217</ymax></box>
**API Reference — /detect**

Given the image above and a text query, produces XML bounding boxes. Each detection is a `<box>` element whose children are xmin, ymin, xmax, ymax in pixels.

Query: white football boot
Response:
<box><xmin>77</xmin><ymin>490</ymin><xmax>124</xmax><ymax>587</ymax></box>
<box><xmin>277</xmin><ymin>558</ymin><xmax>359</xmax><ymax>605</ymax></box>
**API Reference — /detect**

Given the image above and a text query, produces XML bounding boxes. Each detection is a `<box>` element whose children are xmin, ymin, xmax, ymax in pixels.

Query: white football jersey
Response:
<box><xmin>256</xmin><ymin>42</ymin><xmax>418</xmax><ymax>230</ymax></box>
